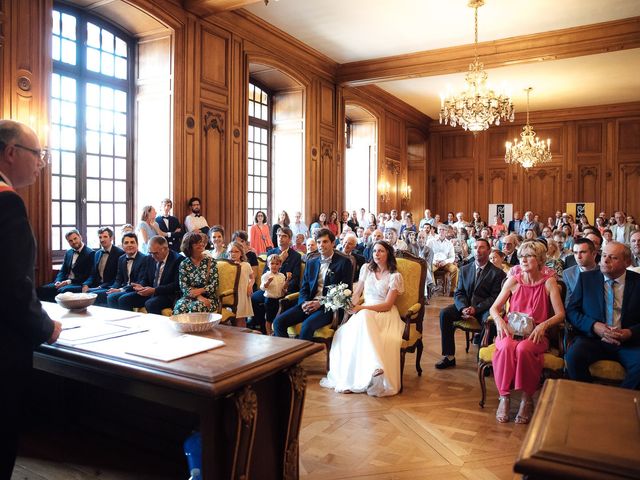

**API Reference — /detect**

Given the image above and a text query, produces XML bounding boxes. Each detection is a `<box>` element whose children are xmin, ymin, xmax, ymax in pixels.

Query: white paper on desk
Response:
<box><xmin>59</xmin><ymin>323</ymin><xmax>128</xmax><ymax>342</ymax></box>
<box><xmin>125</xmin><ymin>334</ymin><xmax>225</xmax><ymax>362</ymax></box>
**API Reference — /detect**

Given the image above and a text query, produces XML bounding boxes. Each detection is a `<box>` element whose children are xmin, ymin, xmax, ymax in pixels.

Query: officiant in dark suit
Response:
<box><xmin>273</xmin><ymin>228</ymin><xmax>353</xmax><ymax>341</ymax></box>
<box><xmin>0</xmin><ymin>119</ymin><xmax>62</xmax><ymax>478</ymax></box>
<box><xmin>435</xmin><ymin>239</ymin><xmax>506</xmax><ymax>369</ymax></box>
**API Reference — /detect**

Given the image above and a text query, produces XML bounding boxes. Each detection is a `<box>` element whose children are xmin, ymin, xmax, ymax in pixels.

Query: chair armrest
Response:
<box><xmin>218</xmin><ymin>288</ymin><xmax>234</xmax><ymax>299</ymax></box>
<box><xmin>406</xmin><ymin>303</ymin><xmax>421</xmax><ymax>319</ymax></box>
<box><xmin>279</xmin><ymin>292</ymin><xmax>299</xmax><ymax>312</ymax></box>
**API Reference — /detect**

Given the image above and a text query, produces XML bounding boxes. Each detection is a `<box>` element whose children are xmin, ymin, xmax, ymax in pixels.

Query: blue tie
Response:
<box><xmin>605</xmin><ymin>278</ymin><xmax>616</xmax><ymax>326</ymax></box>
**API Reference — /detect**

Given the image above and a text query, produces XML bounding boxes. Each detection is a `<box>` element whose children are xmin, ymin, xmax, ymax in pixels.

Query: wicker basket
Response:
<box><xmin>170</xmin><ymin>313</ymin><xmax>222</xmax><ymax>333</ymax></box>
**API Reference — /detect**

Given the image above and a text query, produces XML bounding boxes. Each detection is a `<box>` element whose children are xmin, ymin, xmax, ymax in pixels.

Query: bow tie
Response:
<box><xmin>194</xmin><ymin>214</ymin><xmax>201</xmax><ymax>217</ymax></box>
<box><xmin>126</xmin><ymin>257</ymin><xmax>135</xmax><ymax>261</ymax></box>
<box><xmin>101</xmin><ymin>249</ymin><xmax>110</xmax><ymax>254</ymax></box>
<box><xmin>320</xmin><ymin>257</ymin><xmax>332</xmax><ymax>265</ymax></box>
<box><xmin>162</xmin><ymin>216</ymin><xmax>170</xmax><ymax>219</ymax></box>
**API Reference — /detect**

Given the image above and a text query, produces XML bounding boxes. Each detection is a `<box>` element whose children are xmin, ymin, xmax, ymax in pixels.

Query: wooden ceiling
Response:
<box><xmin>183</xmin><ymin>0</ymin><xmax>264</xmax><ymax>16</ymax></box>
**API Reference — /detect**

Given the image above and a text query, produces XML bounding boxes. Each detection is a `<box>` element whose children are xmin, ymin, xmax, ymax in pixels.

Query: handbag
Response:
<box><xmin>506</xmin><ymin>312</ymin><xmax>534</xmax><ymax>338</ymax></box>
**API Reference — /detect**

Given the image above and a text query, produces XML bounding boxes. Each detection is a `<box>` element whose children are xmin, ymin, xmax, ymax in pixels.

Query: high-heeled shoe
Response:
<box><xmin>515</xmin><ymin>399</ymin><xmax>534</xmax><ymax>424</ymax></box>
<box><xmin>496</xmin><ymin>396</ymin><xmax>510</xmax><ymax>423</ymax></box>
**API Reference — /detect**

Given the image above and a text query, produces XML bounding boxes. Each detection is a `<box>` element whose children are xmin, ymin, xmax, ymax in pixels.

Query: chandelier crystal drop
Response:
<box><xmin>439</xmin><ymin>0</ymin><xmax>514</xmax><ymax>132</ymax></box>
<box><xmin>504</xmin><ymin>87</ymin><xmax>552</xmax><ymax>169</ymax></box>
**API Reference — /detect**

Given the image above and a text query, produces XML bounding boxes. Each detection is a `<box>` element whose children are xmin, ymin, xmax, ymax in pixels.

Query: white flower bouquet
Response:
<box><xmin>319</xmin><ymin>282</ymin><xmax>352</xmax><ymax>312</ymax></box>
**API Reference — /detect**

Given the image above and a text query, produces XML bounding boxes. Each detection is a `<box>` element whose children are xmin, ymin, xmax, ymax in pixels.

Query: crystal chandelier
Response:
<box><xmin>439</xmin><ymin>0</ymin><xmax>514</xmax><ymax>132</ymax></box>
<box><xmin>505</xmin><ymin>87</ymin><xmax>552</xmax><ymax>169</ymax></box>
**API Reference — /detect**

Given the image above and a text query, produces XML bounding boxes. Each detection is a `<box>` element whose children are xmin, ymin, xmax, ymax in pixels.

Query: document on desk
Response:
<box><xmin>125</xmin><ymin>334</ymin><xmax>225</xmax><ymax>362</ymax></box>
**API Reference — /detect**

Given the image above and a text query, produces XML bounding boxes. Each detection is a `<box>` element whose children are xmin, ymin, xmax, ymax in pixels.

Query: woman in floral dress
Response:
<box><xmin>174</xmin><ymin>232</ymin><xmax>220</xmax><ymax>314</ymax></box>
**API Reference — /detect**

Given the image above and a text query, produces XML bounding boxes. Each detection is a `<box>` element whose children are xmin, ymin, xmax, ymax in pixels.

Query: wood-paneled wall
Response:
<box><xmin>428</xmin><ymin>103</ymin><xmax>640</xmax><ymax>219</ymax></box>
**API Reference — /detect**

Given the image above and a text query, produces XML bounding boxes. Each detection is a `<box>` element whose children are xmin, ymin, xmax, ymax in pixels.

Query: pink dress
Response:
<box><xmin>493</xmin><ymin>269</ymin><xmax>554</xmax><ymax>396</ymax></box>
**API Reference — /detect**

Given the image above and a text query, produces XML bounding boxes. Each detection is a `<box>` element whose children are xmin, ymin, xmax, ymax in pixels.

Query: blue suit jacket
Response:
<box><xmin>55</xmin><ymin>245</ymin><xmax>95</xmax><ymax>285</ymax></box>
<box><xmin>297</xmin><ymin>251</ymin><xmax>353</xmax><ymax>305</ymax></box>
<box><xmin>562</xmin><ymin>265</ymin><xmax>600</xmax><ymax>303</ymax></box>
<box><xmin>567</xmin><ymin>269</ymin><xmax>640</xmax><ymax>345</ymax></box>
<box><xmin>84</xmin><ymin>246</ymin><xmax>124</xmax><ymax>288</ymax></box>
<box><xmin>265</xmin><ymin>247</ymin><xmax>302</xmax><ymax>294</ymax></box>
<box><xmin>110</xmin><ymin>252</ymin><xmax>148</xmax><ymax>291</ymax></box>
<box><xmin>140</xmin><ymin>250</ymin><xmax>184</xmax><ymax>297</ymax></box>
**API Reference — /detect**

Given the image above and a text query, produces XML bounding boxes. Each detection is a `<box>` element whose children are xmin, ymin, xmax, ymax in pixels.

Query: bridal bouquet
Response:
<box><xmin>319</xmin><ymin>282</ymin><xmax>353</xmax><ymax>312</ymax></box>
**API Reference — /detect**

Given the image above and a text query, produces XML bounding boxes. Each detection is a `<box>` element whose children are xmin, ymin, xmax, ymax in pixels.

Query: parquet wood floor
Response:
<box><xmin>13</xmin><ymin>296</ymin><xmax>526</xmax><ymax>479</ymax></box>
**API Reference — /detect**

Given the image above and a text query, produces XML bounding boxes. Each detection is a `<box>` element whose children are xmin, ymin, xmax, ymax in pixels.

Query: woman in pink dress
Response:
<box><xmin>489</xmin><ymin>240</ymin><xmax>565</xmax><ymax>424</ymax></box>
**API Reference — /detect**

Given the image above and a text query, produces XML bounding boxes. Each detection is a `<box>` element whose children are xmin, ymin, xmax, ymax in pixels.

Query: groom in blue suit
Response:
<box><xmin>566</xmin><ymin>241</ymin><xmax>640</xmax><ymax>389</ymax></box>
<box><xmin>273</xmin><ymin>228</ymin><xmax>353</xmax><ymax>341</ymax></box>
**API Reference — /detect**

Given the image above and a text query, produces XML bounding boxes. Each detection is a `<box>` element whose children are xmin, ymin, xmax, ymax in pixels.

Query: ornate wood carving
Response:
<box><xmin>386</xmin><ymin>159</ymin><xmax>401</xmax><ymax>176</ymax></box>
<box><xmin>282</xmin><ymin>364</ymin><xmax>307</xmax><ymax>480</ymax></box>
<box><xmin>203</xmin><ymin>110</ymin><xmax>224</xmax><ymax>135</ymax></box>
<box><xmin>231</xmin><ymin>385</ymin><xmax>258</xmax><ymax>480</ymax></box>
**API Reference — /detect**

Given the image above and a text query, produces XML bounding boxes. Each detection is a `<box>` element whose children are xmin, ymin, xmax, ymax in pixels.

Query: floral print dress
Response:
<box><xmin>173</xmin><ymin>256</ymin><xmax>220</xmax><ymax>314</ymax></box>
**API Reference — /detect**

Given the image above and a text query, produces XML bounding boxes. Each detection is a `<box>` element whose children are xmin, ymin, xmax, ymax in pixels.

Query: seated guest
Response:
<box><xmin>561</xmin><ymin>224</ymin><xmax>575</xmax><ymax>251</ymax></box>
<box><xmin>156</xmin><ymin>198</ymin><xmax>183</xmax><ymax>251</ymax></box>
<box><xmin>435</xmin><ymin>239</ymin><xmax>506</xmax><ymax>369</ymax></box>
<box><xmin>565</xmin><ymin>231</ymin><xmax>602</xmax><ymax>269</ymax></box>
<box><xmin>303</xmin><ymin>237</ymin><xmax>319</xmax><ymax>262</ymax></box>
<box><xmin>184</xmin><ymin>197</ymin><xmax>209</xmax><ymax>236</ymax></box>
<box><xmin>562</xmin><ymin>238</ymin><xmax>599</xmax><ymax>300</ymax></box>
<box><xmin>273</xmin><ymin>228</ymin><xmax>353</xmax><ymax>341</ymax></box>
<box><xmin>489</xmin><ymin>248</ymin><xmax>510</xmax><ymax>273</ymax></box>
<box><xmin>602</xmin><ymin>228</ymin><xmax>613</xmax><ymax>248</ymax></box>
<box><xmin>259</xmin><ymin>254</ymin><xmax>291</xmax><ymax>335</ymax></box>
<box><xmin>37</xmin><ymin>229</ymin><xmax>94</xmax><ymax>302</ymax></box>
<box><xmin>292</xmin><ymin>233</ymin><xmax>307</xmax><ymax>253</ymax></box>
<box><xmin>427</xmin><ymin>225</ymin><xmax>459</xmax><ymax>291</ymax></box>
<box><xmin>82</xmin><ymin>227</ymin><xmax>124</xmax><ymax>304</ymax></box>
<box><xmin>363</xmin><ymin>229</ymin><xmax>384</xmax><ymax>261</ymax></box>
<box><xmin>290</xmin><ymin>211</ymin><xmax>309</xmax><ymax>240</ymax></box>
<box><xmin>173</xmin><ymin>232</ymin><xmax>219</xmax><ymax>314</ymax></box>
<box><xmin>137</xmin><ymin>205</ymin><xmax>165</xmax><ymax>254</ymax></box>
<box><xmin>250</xmin><ymin>227</ymin><xmax>301</xmax><ymax>333</ymax></box>
<box><xmin>384</xmin><ymin>227</ymin><xmax>408</xmax><ymax>252</ymax></box>
<box><xmin>341</xmin><ymin>233</ymin><xmax>365</xmax><ymax>280</ymax></box>
<box><xmin>110</xmin><ymin>236</ymin><xmax>183</xmax><ymax>314</ymax></box>
<box><xmin>208</xmin><ymin>225</ymin><xmax>228</xmax><ymax>259</ymax></box>
<box><xmin>610</xmin><ymin>211</ymin><xmax>633</xmax><ymax>244</ymax></box>
<box><xmin>630</xmin><ymin>230</ymin><xmax>640</xmax><ymax>268</ymax></box>
<box><xmin>105</xmin><ymin>233</ymin><xmax>148</xmax><ymax>308</ymax></box>
<box><xmin>490</xmin><ymin>240</ymin><xmax>564</xmax><ymax>424</ymax></box>
<box><xmin>565</xmin><ymin>241</ymin><xmax>640</xmax><ymax>389</ymax></box>
<box><xmin>544</xmin><ymin>239</ymin><xmax>564</xmax><ymax>277</ymax></box>
<box><xmin>501</xmin><ymin>233</ymin><xmax>520</xmax><ymax>266</ymax></box>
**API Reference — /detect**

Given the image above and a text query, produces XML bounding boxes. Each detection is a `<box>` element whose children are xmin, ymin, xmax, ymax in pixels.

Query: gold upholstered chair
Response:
<box><xmin>477</xmin><ymin>280</ymin><xmax>567</xmax><ymax>407</ymax></box>
<box><xmin>215</xmin><ymin>259</ymin><xmax>240</xmax><ymax>324</ymax></box>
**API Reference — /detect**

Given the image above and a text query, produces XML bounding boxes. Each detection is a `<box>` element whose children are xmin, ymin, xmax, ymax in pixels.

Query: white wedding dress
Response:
<box><xmin>320</xmin><ymin>267</ymin><xmax>405</xmax><ymax>397</ymax></box>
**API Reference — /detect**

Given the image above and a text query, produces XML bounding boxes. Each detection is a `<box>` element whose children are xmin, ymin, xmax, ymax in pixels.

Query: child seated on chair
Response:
<box><xmin>260</xmin><ymin>254</ymin><xmax>291</xmax><ymax>335</ymax></box>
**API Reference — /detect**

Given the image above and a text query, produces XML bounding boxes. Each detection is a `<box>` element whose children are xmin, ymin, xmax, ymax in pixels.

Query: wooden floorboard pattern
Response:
<box><xmin>14</xmin><ymin>296</ymin><xmax>526</xmax><ymax>479</ymax></box>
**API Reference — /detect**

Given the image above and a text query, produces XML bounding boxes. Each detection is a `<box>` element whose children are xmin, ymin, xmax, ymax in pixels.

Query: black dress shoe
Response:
<box><xmin>435</xmin><ymin>357</ymin><xmax>456</xmax><ymax>369</ymax></box>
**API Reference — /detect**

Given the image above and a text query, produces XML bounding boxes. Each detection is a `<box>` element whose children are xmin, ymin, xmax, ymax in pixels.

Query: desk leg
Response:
<box><xmin>231</xmin><ymin>385</ymin><xmax>258</xmax><ymax>479</ymax></box>
<box><xmin>282</xmin><ymin>364</ymin><xmax>307</xmax><ymax>480</ymax></box>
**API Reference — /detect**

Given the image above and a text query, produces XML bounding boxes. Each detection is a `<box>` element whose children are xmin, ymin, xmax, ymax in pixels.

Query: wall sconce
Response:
<box><xmin>379</xmin><ymin>180</ymin><xmax>391</xmax><ymax>204</ymax></box>
<box><xmin>401</xmin><ymin>183</ymin><xmax>412</xmax><ymax>205</ymax></box>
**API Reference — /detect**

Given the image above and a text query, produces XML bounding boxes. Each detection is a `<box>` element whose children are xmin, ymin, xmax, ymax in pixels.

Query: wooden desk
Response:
<box><xmin>515</xmin><ymin>379</ymin><xmax>640</xmax><ymax>480</ymax></box>
<box><xmin>34</xmin><ymin>304</ymin><xmax>323</xmax><ymax>480</ymax></box>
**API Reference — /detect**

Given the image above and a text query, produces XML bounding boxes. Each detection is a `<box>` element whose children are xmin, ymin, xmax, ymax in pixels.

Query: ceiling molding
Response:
<box><xmin>183</xmin><ymin>0</ymin><xmax>263</xmax><ymax>16</ymax></box>
<box><xmin>337</xmin><ymin>16</ymin><xmax>640</xmax><ymax>86</ymax></box>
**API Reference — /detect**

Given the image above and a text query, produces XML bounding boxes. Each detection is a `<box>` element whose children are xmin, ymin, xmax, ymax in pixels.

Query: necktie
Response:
<box><xmin>154</xmin><ymin>261</ymin><xmax>164</xmax><ymax>287</ymax></box>
<box><xmin>605</xmin><ymin>278</ymin><xmax>616</xmax><ymax>326</ymax></box>
<box><xmin>473</xmin><ymin>266</ymin><xmax>483</xmax><ymax>292</ymax></box>
<box><xmin>126</xmin><ymin>257</ymin><xmax>134</xmax><ymax>283</ymax></box>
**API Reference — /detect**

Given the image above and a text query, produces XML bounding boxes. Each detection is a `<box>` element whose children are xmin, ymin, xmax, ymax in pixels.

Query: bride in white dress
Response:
<box><xmin>320</xmin><ymin>240</ymin><xmax>405</xmax><ymax>397</ymax></box>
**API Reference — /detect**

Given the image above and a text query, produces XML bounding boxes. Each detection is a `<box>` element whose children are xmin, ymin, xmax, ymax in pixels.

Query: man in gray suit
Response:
<box><xmin>562</xmin><ymin>237</ymin><xmax>599</xmax><ymax>301</ymax></box>
<box><xmin>610</xmin><ymin>211</ymin><xmax>633</xmax><ymax>245</ymax></box>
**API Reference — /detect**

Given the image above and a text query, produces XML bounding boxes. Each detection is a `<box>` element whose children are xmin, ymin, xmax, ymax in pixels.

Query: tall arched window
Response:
<box><xmin>247</xmin><ymin>81</ymin><xmax>271</xmax><ymax>227</ymax></box>
<box><xmin>50</xmin><ymin>5</ymin><xmax>133</xmax><ymax>255</ymax></box>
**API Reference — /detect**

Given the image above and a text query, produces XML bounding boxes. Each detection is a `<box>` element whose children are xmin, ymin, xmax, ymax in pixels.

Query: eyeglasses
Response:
<box><xmin>14</xmin><ymin>144</ymin><xmax>49</xmax><ymax>162</ymax></box>
<box><xmin>519</xmin><ymin>254</ymin><xmax>536</xmax><ymax>259</ymax></box>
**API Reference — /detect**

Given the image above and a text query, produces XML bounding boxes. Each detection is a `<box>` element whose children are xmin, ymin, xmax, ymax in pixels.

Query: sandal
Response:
<box><xmin>496</xmin><ymin>396</ymin><xmax>510</xmax><ymax>423</ymax></box>
<box><xmin>515</xmin><ymin>399</ymin><xmax>534</xmax><ymax>424</ymax></box>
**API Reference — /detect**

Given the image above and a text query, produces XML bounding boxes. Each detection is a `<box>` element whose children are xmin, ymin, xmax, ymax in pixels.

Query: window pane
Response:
<box><xmin>115</xmin><ymin>203</ymin><xmax>126</xmax><ymax>224</ymax></box>
<box><xmin>86</xmin><ymin>83</ymin><xmax>100</xmax><ymax>107</ymax></box>
<box><xmin>114</xmin><ymin>91</ymin><xmax>127</xmax><ymax>113</ymax></box>
<box><xmin>86</xmin><ymin>155</ymin><xmax>99</xmax><ymax>178</ymax></box>
<box><xmin>87</xmin><ymin>23</ymin><xmax>100</xmax><ymax>48</ymax></box>
<box><xmin>61</xmin><ymin>201</ymin><xmax>76</xmax><ymax>224</ymax></box>
<box><xmin>52</xmin><ymin>202</ymin><xmax>60</xmax><ymax>225</ymax></box>
<box><xmin>114</xmin><ymin>135</ymin><xmax>126</xmax><ymax>157</ymax></box>
<box><xmin>87</xmin><ymin>203</ymin><xmax>100</xmax><ymax>226</ymax></box>
<box><xmin>101</xmin><ymin>87</ymin><xmax>113</xmax><ymax>109</ymax></box>
<box><xmin>50</xmin><ymin>150</ymin><xmax>60</xmax><ymax>175</ymax></box>
<box><xmin>87</xmin><ymin>47</ymin><xmax>100</xmax><ymax>72</ymax></box>
<box><xmin>101</xmin><ymin>156</ymin><xmax>113</xmax><ymax>178</ymax></box>
<box><xmin>61</xmin><ymin>151</ymin><xmax>76</xmax><ymax>176</ymax></box>
<box><xmin>114</xmin><ymin>157</ymin><xmax>126</xmax><ymax>179</ymax></box>
<box><xmin>261</xmin><ymin>161</ymin><xmax>267</xmax><ymax>177</ymax></box>
<box><xmin>51</xmin><ymin>74</ymin><xmax>61</xmax><ymax>98</ymax></box>
<box><xmin>115</xmin><ymin>37</ymin><xmax>127</xmax><ymax>57</ymax></box>
<box><xmin>101</xmin><ymin>110</ymin><xmax>114</xmax><ymax>133</ymax></box>
<box><xmin>101</xmin><ymin>180</ymin><xmax>113</xmax><ymax>201</ymax></box>
<box><xmin>86</xmin><ymin>107</ymin><xmax>100</xmax><ymax>130</ymax></box>
<box><xmin>51</xmin><ymin>99</ymin><xmax>61</xmax><ymax>124</ymax></box>
<box><xmin>52</xmin><ymin>227</ymin><xmax>61</xmax><ymax>252</ymax></box>
<box><xmin>52</xmin><ymin>36</ymin><xmax>61</xmax><ymax>62</ymax></box>
<box><xmin>114</xmin><ymin>181</ymin><xmax>126</xmax><ymax>202</ymax></box>
<box><xmin>102</xmin><ymin>29</ymin><xmax>114</xmax><ymax>53</ymax></box>
<box><xmin>61</xmin><ymin>13</ymin><xmax>76</xmax><ymax>40</ymax></box>
<box><xmin>86</xmin><ymin>131</ymin><xmax>100</xmax><ymax>154</ymax></box>
<box><xmin>248</xmin><ymin>160</ymin><xmax>253</xmax><ymax>175</ymax></box>
<box><xmin>249</xmin><ymin>101</ymin><xmax>254</xmax><ymax>118</ymax></box>
<box><xmin>261</xmin><ymin>129</ymin><xmax>268</xmax><ymax>144</ymax></box>
<box><xmin>61</xmin><ymin>39</ymin><xmax>76</xmax><ymax>65</ymax></box>
<box><xmin>101</xmin><ymin>51</ymin><xmax>115</xmax><ymax>77</ymax></box>
<box><xmin>60</xmin><ymin>101</ymin><xmax>76</xmax><ymax>127</ymax></box>
<box><xmin>87</xmin><ymin>179</ymin><xmax>100</xmax><ymax>201</ymax></box>
<box><xmin>115</xmin><ymin>57</ymin><xmax>127</xmax><ymax>80</ymax></box>
<box><xmin>114</xmin><ymin>113</ymin><xmax>126</xmax><ymax>135</ymax></box>
<box><xmin>101</xmin><ymin>132</ymin><xmax>113</xmax><ymax>155</ymax></box>
<box><xmin>261</xmin><ymin>105</ymin><xmax>268</xmax><ymax>121</ymax></box>
<box><xmin>50</xmin><ymin>125</ymin><xmax>61</xmax><ymax>149</ymax></box>
<box><xmin>61</xmin><ymin>127</ymin><xmax>76</xmax><ymax>151</ymax></box>
<box><xmin>51</xmin><ymin>178</ymin><xmax>60</xmax><ymax>201</ymax></box>
<box><xmin>61</xmin><ymin>76</ymin><xmax>76</xmax><ymax>101</ymax></box>
<box><xmin>101</xmin><ymin>203</ymin><xmax>114</xmax><ymax>225</ymax></box>
<box><xmin>52</xmin><ymin>11</ymin><xmax>60</xmax><ymax>35</ymax></box>
<box><xmin>61</xmin><ymin>177</ymin><xmax>76</xmax><ymax>200</ymax></box>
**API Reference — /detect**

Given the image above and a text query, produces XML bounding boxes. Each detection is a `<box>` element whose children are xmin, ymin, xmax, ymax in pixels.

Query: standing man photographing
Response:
<box><xmin>0</xmin><ymin>120</ymin><xmax>62</xmax><ymax>477</ymax></box>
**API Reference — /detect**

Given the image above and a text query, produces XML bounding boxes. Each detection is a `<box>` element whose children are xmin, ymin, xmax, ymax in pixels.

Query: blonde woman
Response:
<box><xmin>137</xmin><ymin>205</ymin><xmax>166</xmax><ymax>254</ymax></box>
<box><xmin>490</xmin><ymin>240</ymin><xmax>565</xmax><ymax>424</ymax></box>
